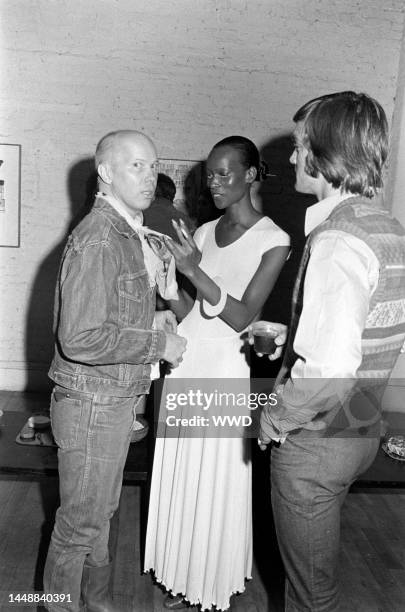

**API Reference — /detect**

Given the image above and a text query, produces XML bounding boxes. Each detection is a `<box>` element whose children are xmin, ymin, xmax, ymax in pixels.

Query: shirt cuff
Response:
<box><xmin>260</xmin><ymin>405</ymin><xmax>288</xmax><ymax>442</ymax></box>
<box><xmin>264</xmin><ymin>406</ymin><xmax>315</xmax><ymax>436</ymax></box>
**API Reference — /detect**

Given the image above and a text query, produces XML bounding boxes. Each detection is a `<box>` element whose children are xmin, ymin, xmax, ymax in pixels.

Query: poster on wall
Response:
<box><xmin>0</xmin><ymin>143</ymin><xmax>21</xmax><ymax>247</ymax></box>
<box><xmin>159</xmin><ymin>158</ymin><xmax>204</xmax><ymax>221</ymax></box>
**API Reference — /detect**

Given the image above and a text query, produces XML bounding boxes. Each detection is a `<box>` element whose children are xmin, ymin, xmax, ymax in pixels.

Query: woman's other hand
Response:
<box><xmin>248</xmin><ymin>321</ymin><xmax>288</xmax><ymax>360</ymax></box>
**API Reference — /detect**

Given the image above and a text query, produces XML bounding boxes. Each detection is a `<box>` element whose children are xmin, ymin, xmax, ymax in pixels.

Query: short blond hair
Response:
<box><xmin>95</xmin><ymin>130</ymin><xmax>150</xmax><ymax>169</ymax></box>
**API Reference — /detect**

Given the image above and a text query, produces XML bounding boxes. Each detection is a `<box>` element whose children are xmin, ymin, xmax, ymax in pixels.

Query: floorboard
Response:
<box><xmin>1</xmin><ymin>393</ymin><xmax>405</xmax><ymax>611</ymax></box>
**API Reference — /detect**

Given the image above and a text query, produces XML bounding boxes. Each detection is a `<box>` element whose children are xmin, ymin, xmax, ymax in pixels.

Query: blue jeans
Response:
<box><xmin>43</xmin><ymin>386</ymin><xmax>141</xmax><ymax>611</ymax></box>
<box><xmin>270</xmin><ymin>434</ymin><xmax>379</xmax><ymax>612</ymax></box>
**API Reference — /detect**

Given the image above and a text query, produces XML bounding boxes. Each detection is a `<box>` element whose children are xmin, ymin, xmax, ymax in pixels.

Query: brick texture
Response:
<box><xmin>0</xmin><ymin>0</ymin><xmax>404</xmax><ymax>389</ymax></box>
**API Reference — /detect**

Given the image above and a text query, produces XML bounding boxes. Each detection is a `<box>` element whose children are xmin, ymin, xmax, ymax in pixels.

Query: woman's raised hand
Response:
<box><xmin>164</xmin><ymin>219</ymin><xmax>202</xmax><ymax>277</ymax></box>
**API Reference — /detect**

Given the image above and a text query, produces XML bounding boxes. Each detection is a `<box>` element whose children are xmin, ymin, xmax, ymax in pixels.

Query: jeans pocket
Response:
<box><xmin>50</xmin><ymin>389</ymin><xmax>86</xmax><ymax>450</ymax></box>
<box><xmin>91</xmin><ymin>396</ymin><xmax>135</xmax><ymax>460</ymax></box>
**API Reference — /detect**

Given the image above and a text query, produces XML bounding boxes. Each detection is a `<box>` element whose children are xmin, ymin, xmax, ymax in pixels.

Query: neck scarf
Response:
<box><xmin>96</xmin><ymin>192</ymin><xmax>178</xmax><ymax>300</ymax></box>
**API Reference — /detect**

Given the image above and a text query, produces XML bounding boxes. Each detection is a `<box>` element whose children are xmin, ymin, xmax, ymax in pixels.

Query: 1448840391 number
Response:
<box><xmin>8</xmin><ymin>592</ymin><xmax>72</xmax><ymax>604</ymax></box>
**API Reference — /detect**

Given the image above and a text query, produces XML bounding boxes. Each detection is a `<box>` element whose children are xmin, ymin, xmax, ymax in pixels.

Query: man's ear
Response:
<box><xmin>246</xmin><ymin>166</ymin><xmax>257</xmax><ymax>185</ymax></box>
<box><xmin>97</xmin><ymin>162</ymin><xmax>112</xmax><ymax>185</ymax></box>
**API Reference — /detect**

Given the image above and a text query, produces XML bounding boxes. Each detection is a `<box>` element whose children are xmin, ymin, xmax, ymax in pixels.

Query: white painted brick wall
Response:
<box><xmin>0</xmin><ymin>0</ymin><xmax>404</xmax><ymax>389</ymax></box>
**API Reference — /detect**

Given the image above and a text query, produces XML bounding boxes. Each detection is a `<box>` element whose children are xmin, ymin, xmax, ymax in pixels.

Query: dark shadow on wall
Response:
<box><xmin>251</xmin><ymin>133</ymin><xmax>316</xmax><ymax>380</ymax></box>
<box><xmin>24</xmin><ymin>158</ymin><xmax>97</xmax><ymax>391</ymax></box>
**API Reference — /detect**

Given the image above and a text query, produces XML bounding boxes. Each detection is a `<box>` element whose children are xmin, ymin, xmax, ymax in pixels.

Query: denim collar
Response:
<box><xmin>93</xmin><ymin>195</ymin><xmax>138</xmax><ymax>238</ymax></box>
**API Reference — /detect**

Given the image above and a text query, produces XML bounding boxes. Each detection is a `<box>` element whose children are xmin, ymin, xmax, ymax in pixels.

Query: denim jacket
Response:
<box><xmin>49</xmin><ymin>196</ymin><xmax>166</xmax><ymax>397</ymax></box>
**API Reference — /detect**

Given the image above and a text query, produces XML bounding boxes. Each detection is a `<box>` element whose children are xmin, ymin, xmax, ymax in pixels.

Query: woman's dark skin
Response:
<box><xmin>164</xmin><ymin>144</ymin><xmax>289</xmax><ymax>333</ymax></box>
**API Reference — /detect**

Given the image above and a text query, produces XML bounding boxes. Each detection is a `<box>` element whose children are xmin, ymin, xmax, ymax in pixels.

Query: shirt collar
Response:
<box><xmin>304</xmin><ymin>192</ymin><xmax>353</xmax><ymax>236</ymax></box>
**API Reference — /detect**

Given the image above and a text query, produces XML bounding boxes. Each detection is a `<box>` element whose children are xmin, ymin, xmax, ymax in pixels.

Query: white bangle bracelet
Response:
<box><xmin>202</xmin><ymin>277</ymin><xmax>227</xmax><ymax>317</ymax></box>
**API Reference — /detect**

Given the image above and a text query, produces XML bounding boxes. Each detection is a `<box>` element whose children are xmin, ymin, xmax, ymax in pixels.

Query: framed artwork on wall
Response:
<box><xmin>0</xmin><ymin>143</ymin><xmax>21</xmax><ymax>247</ymax></box>
<box><xmin>159</xmin><ymin>158</ymin><xmax>204</xmax><ymax>222</ymax></box>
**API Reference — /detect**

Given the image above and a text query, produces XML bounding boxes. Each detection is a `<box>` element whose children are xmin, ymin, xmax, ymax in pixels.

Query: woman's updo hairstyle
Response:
<box><xmin>212</xmin><ymin>136</ymin><xmax>268</xmax><ymax>182</ymax></box>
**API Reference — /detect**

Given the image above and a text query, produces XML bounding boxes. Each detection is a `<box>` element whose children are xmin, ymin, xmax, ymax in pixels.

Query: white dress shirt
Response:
<box><xmin>270</xmin><ymin>193</ymin><xmax>380</xmax><ymax>436</ymax></box>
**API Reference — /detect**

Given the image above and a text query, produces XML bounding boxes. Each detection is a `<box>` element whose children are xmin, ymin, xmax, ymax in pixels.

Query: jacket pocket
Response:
<box><xmin>118</xmin><ymin>270</ymin><xmax>151</xmax><ymax>327</ymax></box>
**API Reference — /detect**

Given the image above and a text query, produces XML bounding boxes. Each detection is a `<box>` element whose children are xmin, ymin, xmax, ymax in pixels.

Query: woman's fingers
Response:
<box><xmin>164</xmin><ymin>236</ymin><xmax>175</xmax><ymax>251</ymax></box>
<box><xmin>168</xmin><ymin>225</ymin><xmax>195</xmax><ymax>256</ymax></box>
<box><xmin>164</xmin><ymin>236</ymin><xmax>187</xmax><ymax>261</ymax></box>
<box><xmin>174</xmin><ymin>220</ymin><xmax>201</xmax><ymax>260</ymax></box>
<box><xmin>164</xmin><ymin>236</ymin><xmax>181</xmax><ymax>258</ymax></box>
<box><xmin>180</xmin><ymin>219</ymin><xmax>198</xmax><ymax>251</ymax></box>
<box><xmin>177</xmin><ymin>219</ymin><xmax>196</xmax><ymax>247</ymax></box>
<box><xmin>172</xmin><ymin>220</ymin><xmax>188</xmax><ymax>245</ymax></box>
<box><xmin>172</xmin><ymin>219</ymin><xmax>198</xmax><ymax>250</ymax></box>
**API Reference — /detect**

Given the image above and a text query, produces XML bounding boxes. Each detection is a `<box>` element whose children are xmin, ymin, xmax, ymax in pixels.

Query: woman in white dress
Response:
<box><xmin>144</xmin><ymin>136</ymin><xmax>290</xmax><ymax>610</ymax></box>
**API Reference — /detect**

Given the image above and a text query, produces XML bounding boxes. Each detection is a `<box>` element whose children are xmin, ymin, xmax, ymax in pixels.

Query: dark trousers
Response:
<box><xmin>271</xmin><ymin>434</ymin><xmax>379</xmax><ymax>611</ymax></box>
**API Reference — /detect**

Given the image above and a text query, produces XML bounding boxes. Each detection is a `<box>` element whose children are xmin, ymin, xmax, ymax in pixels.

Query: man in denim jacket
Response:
<box><xmin>44</xmin><ymin>130</ymin><xmax>187</xmax><ymax>612</ymax></box>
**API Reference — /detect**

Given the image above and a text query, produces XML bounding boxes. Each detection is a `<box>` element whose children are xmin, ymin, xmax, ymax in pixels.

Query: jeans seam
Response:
<box><xmin>49</xmin><ymin>393</ymin><xmax>95</xmax><ymax>595</ymax></box>
<box><xmin>282</xmin><ymin>441</ymin><xmax>322</xmax><ymax>612</ymax></box>
<box><xmin>80</xmin><ymin>395</ymin><xmax>97</xmax><ymax>526</ymax></box>
<box><xmin>309</xmin><ymin>446</ymin><xmax>331</xmax><ymax>610</ymax></box>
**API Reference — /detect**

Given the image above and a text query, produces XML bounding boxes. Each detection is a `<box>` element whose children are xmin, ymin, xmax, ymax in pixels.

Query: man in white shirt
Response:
<box><xmin>257</xmin><ymin>92</ymin><xmax>405</xmax><ymax>611</ymax></box>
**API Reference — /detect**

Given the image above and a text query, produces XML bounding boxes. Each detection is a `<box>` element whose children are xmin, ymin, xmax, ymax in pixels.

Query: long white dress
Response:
<box><xmin>144</xmin><ymin>216</ymin><xmax>290</xmax><ymax>610</ymax></box>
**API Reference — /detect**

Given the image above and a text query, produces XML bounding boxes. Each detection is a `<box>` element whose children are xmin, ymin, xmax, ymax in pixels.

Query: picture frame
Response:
<box><xmin>159</xmin><ymin>158</ymin><xmax>204</xmax><ymax>220</ymax></box>
<box><xmin>0</xmin><ymin>143</ymin><xmax>22</xmax><ymax>247</ymax></box>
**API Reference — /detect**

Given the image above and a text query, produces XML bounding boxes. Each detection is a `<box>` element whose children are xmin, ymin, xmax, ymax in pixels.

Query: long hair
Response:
<box><xmin>294</xmin><ymin>91</ymin><xmax>388</xmax><ymax>198</ymax></box>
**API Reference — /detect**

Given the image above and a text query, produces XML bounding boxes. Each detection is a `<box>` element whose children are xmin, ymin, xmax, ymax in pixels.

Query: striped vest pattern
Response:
<box><xmin>277</xmin><ymin>196</ymin><xmax>405</xmax><ymax>434</ymax></box>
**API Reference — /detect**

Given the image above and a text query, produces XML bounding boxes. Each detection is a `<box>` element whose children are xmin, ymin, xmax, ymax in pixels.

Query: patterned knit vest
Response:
<box><xmin>277</xmin><ymin>196</ymin><xmax>405</xmax><ymax>434</ymax></box>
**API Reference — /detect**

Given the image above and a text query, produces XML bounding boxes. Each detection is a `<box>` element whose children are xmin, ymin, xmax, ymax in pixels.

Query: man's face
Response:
<box><xmin>109</xmin><ymin>135</ymin><xmax>159</xmax><ymax>215</ymax></box>
<box><xmin>289</xmin><ymin>122</ymin><xmax>318</xmax><ymax>196</ymax></box>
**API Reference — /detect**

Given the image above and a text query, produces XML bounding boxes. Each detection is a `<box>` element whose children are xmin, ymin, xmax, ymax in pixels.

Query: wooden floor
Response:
<box><xmin>1</xmin><ymin>391</ymin><xmax>405</xmax><ymax>611</ymax></box>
